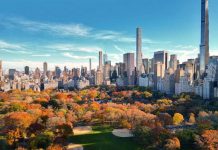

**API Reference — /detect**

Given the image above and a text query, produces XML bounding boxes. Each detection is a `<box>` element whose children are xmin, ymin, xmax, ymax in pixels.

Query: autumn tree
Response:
<box><xmin>29</xmin><ymin>133</ymin><xmax>53</xmax><ymax>149</ymax></box>
<box><xmin>6</xmin><ymin>128</ymin><xmax>21</xmax><ymax>146</ymax></box>
<box><xmin>88</xmin><ymin>89</ymin><xmax>98</xmax><ymax>100</ymax></box>
<box><xmin>0</xmin><ymin>92</ymin><xmax>9</xmax><ymax>101</ymax></box>
<box><xmin>173</xmin><ymin>113</ymin><xmax>184</xmax><ymax>125</ymax></box>
<box><xmin>158</xmin><ymin>113</ymin><xmax>173</xmax><ymax>126</ymax></box>
<box><xmin>143</xmin><ymin>91</ymin><xmax>152</xmax><ymax>99</ymax></box>
<box><xmin>195</xmin><ymin>130</ymin><xmax>218</xmax><ymax>150</ymax></box>
<box><xmin>189</xmin><ymin>113</ymin><xmax>196</xmax><ymax>124</ymax></box>
<box><xmin>47</xmin><ymin>144</ymin><xmax>63</xmax><ymax>150</ymax></box>
<box><xmin>4</xmin><ymin>112</ymin><xmax>35</xmax><ymax>130</ymax></box>
<box><xmin>164</xmin><ymin>137</ymin><xmax>181</xmax><ymax>150</ymax></box>
<box><xmin>56</xmin><ymin>123</ymin><xmax>73</xmax><ymax>137</ymax></box>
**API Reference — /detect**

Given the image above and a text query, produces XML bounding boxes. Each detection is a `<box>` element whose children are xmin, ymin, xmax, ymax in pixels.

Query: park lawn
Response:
<box><xmin>68</xmin><ymin>126</ymin><xmax>142</xmax><ymax>150</ymax></box>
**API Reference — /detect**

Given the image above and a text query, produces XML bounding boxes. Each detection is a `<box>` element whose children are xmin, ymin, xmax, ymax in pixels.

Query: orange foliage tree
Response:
<box><xmin>195</xmin><ymin>130</ymin><xmax>218</xmax><ymax>150</ymax></box>
<box><xmin>4</xmin><ymin>112</ymin><xmax>35</xmax><ymax>130</ymax></box>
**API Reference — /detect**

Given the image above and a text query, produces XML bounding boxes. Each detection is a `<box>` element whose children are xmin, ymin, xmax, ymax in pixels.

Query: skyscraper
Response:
<box><xmin>136</xmin><ymin>27</ymin><xmax>143</xmax><ymax>74</ymax></box>
<box><xmin>103</xmin><ymin>62</ymin><xmax>111</xmax><ymax>81</ymax></box>
<box><xmin>0</xmin><ymin>60</ymin><xmax>2</xmax><ymax>76</ymax></box>
<box><xmin>154</xmin><ymin>62</ymin><xmax>165</xmax><ymax>89</ymax></box>
<box><xmin>9</xmin><ymin>69</ymin><xmax>16</xmax><ymax>80</ymax></box>
<box><xmin>169</xmin><ymin>54</ymin><xmax>178</xmax><ymax>72</ymax></box>
<box><xmin>154</xmin><ymin>51</ymin><xmax>169</xmax><ymax>70</ymax></box>
<box><xmin>43</xmin><ymin>62</ymin><xmax>48</xmax><ymax>74</ymax></box>
<box><xmin>200</xmin><ymin>0</ymin><xmax>209</xmax><ymax>75</ymax></box>
<box><xmin>34</xmin><ymin>68</ymin><xmax>40</xmax><ymax>79</ymax></box>
<box><xmin>123</xmin><ymin>53</ymin><xmax>135</xmax><ymax>85</ymax></box>
<box><xmin>81</xmin><ymin>66</ymin><xmax>88</xmax><ymax>77</ymax></box>
<box><xmin>142</xmin><ymin>58</ymin><xmax>149</xmax><ymax>74</ymax></box>
<box><xmin>89</xmin><ymin>58</ymin><xmax>92</xmax><ymax>72</ymax></box>
<box><xmin>55</xmin><ymin>66</ymin><xmax>61</xmax><ymax>78</ymax></box>
<box><xmin>103</xmin><ymin>53</ymin><xmax>108</xmax><ymax>65</ymax></box>
<box><xmin>24</xmin><ymin>66</ymin><xmax>30</xmax><ymax>75</ymax></box>
<box><xmin>99</xmin><ymin>51</ymin><xmax>103</xmax><ymax>72</ymax></box>
<box><xmin>95</xmin><ymin>69</ymin><xmax>103</xmax><ymax>85</ymax></box>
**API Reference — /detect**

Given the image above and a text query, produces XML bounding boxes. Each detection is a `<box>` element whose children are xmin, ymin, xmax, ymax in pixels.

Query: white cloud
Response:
<box><xmin>93</xmin><ymin>30</ymin><xmax>122</xmax><ymax>40</ymax></box>
<box><xmin>0</xmin><ymin>40</ymin><xmax>24</xmax><ymax>50</ymax></box>
<box><xmin>1</xmin><ymin>17</ymin><xmax>162</xmax><ymax>44</ymax></box>
<box><xmin>47</xmin><ymin>44</ymin><xmax>101</xmax><ymax>53</ymax></box>
<box><xmin>210</xmin><ymin>50</ymin><xmax>218</xmax><ymax>56</ymax></box>
<box><xmin>31</xmin><ymin>54</ymin><xmax>51</xmax><ymax>57</ymax></box>
<box><xmin>0</xmin><ymin>40</ymin><xmax>31</xmax><ymax>54</ymax></box>
<box><xmin>114</xmin><ymin>45</ymin><xmax>125</xmax><ymax>53</ymax></box>
<box><xmin>62</xmin><ymin>52</ymin><xmax>97</xmax><ymax>59</ymax></box>
<box><xmin>93</xmin><ymin>30</ymin><xmax>157</xmax><ymax>44</ymax></box>
<box><xmin>1</xmin><ymin>17</ymin><xmax>92</xmax><ymax>37</ymax></box>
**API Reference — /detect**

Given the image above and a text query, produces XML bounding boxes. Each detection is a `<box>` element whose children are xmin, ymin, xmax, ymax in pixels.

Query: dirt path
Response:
<box><xmin>112</xmin><ymin>129</ymin><xmax>133</xmax><ymax>137</ymax></box>
<box><xmin>73</xmin><ymin>126</ymin><xmax>92</xmax><ymax>135</ymax></box>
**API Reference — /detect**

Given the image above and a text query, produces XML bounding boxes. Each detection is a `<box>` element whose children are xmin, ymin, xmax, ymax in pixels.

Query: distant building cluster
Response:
<box><xmin>0</xmin><ymin>0</ymin><xmax>216</xmax><ymax>99</ymax></box>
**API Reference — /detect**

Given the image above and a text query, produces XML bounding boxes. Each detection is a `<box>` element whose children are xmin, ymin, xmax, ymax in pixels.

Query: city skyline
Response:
<box><xmin>0</xmin><ymin>0</ymin><xmax>218</xmax><ymax>70</ymax></box>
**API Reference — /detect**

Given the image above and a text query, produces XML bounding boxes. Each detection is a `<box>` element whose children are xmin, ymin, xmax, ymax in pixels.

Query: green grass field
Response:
<box><xmin>68</xmin><ymin>126</ymin><xmax>142</xmax><ymax>150</ymax></box>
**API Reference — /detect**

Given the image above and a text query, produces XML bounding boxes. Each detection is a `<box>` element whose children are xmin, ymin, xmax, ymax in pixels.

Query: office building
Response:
<box><xmin>34</xmin><ymin>68</ymin><xmax>41</xmax><ymax>79</ymax></box>
<box><xmin>123</xmin><ymin>53</ymin><xmax>135</xmax><ymax>85</ymax></box>
<box><xmin>169</xmin><ymin>54</ymin><xmax>178</xmax><ymax>71</ymax></box>
<box><xmin>103</xmin><ymin>61</ymin><xmax>111</xmax><ymax>81</ymax></box>
<box><xmin>95</xmin><ymin>69</ymin><xmax>103</xmax><ymax>85</ymax></box>
<box><xmin>43</xmin><ymin>62</ymin><xmax>48</xmax><ymax>75</ymax></box>
<box><xmin>81</xmin><ymin>66</ymin><xmax>88</xmax><ymax>77</ymax></box>
<box><xmin>142</xmin><ymin>58</ymin><xmax>149</xmax><ymax>74</ymax></box>
<box><xmin>103</xmin><ymin>53</ymin><xmax>108</xmax><ymax>65</ymax></box>
<box><xmin>9</xmin><ymin>69</ymin><xmax>16</xmax><ymax>80</ymax></box>
<box><xmin>24</xmin><ymin>66</ymin><xmax>30</xmax><ymax>75</ymax></box>
<box><xmin>55</xmin><ymin>66</ymin><xmax>61</xmax><ymax>78</ymax></box>
<box><xmin>154</xmin><ymin>51</ymin><xmax>169</xmax><ymax>70</ymax></box>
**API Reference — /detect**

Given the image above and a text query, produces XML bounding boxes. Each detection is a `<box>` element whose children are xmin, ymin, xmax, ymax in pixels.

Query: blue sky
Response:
<box><xmin>0</xmin><ymin>0</ymin><xmax>218</xmax><ymax>70</ymax></box>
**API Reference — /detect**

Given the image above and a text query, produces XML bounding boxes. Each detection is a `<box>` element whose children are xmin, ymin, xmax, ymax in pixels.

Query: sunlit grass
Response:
<box><xmin>68</xmin><ymin>125</ymin><xmax>142</xmax><ymax>150</ymax></box>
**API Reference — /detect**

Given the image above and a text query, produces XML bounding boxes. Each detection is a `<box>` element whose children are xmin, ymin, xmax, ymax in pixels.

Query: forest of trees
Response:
<box><xmin>0</xmin><ymin>86</ymin><xmax>217</xmax><ymax>150</ymax></box>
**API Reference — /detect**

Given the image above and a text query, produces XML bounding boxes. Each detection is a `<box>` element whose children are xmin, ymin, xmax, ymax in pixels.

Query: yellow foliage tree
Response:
<box><xmin>173</xmin><ymin>113</ymin><xmax>184</xmax><ymax>125</ymax></box>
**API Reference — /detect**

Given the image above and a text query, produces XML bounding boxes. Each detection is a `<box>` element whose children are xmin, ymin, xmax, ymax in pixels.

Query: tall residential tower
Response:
<box><xmin>89</xmin><ymin>58</ymin><xmax>92</xmax><ymax>72</ymax></box>
<box><xmin>136</xmin><ymin>27</ymin><xmax>143</xmax><ymax>74</ymax></box>
<box><xmin>200</xmin><ymin>0</ymin><xmax>209</xmax><ymax>75</ymax></box>
<box><xmin>99</xmin><ymin>51</ymin><xmax>103</xmax><ymax>72</ymax></box>
<box><xmin>0</xmin><ymin>60</ymin><xmax>2</xmax><ymax>76</ymax></box>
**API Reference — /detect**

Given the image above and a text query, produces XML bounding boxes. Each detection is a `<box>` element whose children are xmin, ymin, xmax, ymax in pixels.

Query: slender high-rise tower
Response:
<box><xmin>136</xmin><ymin>27</ymin><xmax>143</xmax><ymax>75</ymax></box>
<box><xmin>89</xmin><ymin>58</ymin><xmax>92</xmax><ymax>72</ymax></box>
<box><xmin>200</xmin><ymin>0</ymin><xmax>209</xmax><ymax>75</ymax></box>
<box><xmin>0</xmin><ymin>60</ymin><xmax>2</xmax><ymax>76</ymax></box>
<box><xmin>99</xmin><ymin>51</ymin><xmax>103</xmax><ymax>72</ymax></box>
